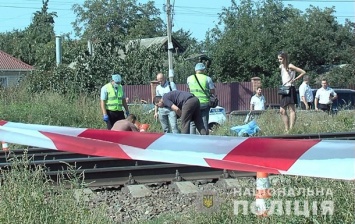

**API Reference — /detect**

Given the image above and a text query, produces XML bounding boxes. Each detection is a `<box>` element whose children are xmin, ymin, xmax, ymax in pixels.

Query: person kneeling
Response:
<box><xmin>111</xmin><ymin>114</ymin><xmax>139</xmax><ymax>132</ymax></box>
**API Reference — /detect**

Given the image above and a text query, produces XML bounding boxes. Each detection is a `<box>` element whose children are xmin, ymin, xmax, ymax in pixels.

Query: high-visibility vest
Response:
<box><xmin>188</xmin><ymin>74</ymin><xmax>209</xmax><ymax>105</ymax></box>
<box><xmin>104</xmin><ymin>83</ymin><xmax>123</xmax><ymax>111</ymax></box>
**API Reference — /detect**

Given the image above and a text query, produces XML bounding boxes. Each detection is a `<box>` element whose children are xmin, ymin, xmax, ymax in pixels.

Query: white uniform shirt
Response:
<box><xmin>250</xmin><ymin>94</ymin><xmax>266</xmax><ymax>110</ymax></box>
<box><xmin>315</xmin><ymin>87</ymin><xmax>337</xmax><ymax>105</ymax></box>
<box><xmin>299</xmin><ymin>82</ymin><xmax>314</xmax><ymax>103</ymax></box>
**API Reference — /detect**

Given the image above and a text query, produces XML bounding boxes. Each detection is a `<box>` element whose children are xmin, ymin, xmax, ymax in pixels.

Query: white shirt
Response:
<box><xmin>315</xmin><ymin>87</ymin><xmax>337</xmax><ymax>104</ymax></box>
<box><xmin>156</xmin><ymin>81</ymin><xmax>177</xmax><ymax>96</ymax></box>
<box><xmin>250</xmin><ymin>94</ymin><xmax>266</xmax><ymax>110</ymax></box>
<box><xmin>299</xmin><ymin>82</ymin><xmax>314</xmax><ymax>103</ymax></box>
<box><xmin>280</xmin><ymin>65</ymin><xmax>295</xmax><ymax>87</ymax></box>
<box><xmin>156</xmin><ymin>81</ymin><xmax>177</xmax><ymax>115</ymax></box>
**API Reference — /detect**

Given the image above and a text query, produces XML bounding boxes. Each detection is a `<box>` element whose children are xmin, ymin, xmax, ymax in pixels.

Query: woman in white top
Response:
<box><xmin>277</xmin><ymin>51</ymin><xmax>306</xmax><ymax>132</ymax></box>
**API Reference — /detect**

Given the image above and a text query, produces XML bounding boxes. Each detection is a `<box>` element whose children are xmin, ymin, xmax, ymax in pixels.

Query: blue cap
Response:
<box><xmin>112</xmin><ymin>74</ymin><xmax>122</xmax><ymax>83</ymax></box>
<box><xmin>195</xmin><ymin>63</ymin><xmax>206</xmax><ymax>71</ymax></box>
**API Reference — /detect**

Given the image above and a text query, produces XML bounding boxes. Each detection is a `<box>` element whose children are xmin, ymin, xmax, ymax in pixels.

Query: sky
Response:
<box><xmin>0</xmin><ymin>0</ymin><xmax>354</xmax><ymax>41</ymax></box>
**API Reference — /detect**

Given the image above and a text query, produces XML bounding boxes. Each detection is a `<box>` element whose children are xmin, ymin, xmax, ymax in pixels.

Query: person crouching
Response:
<box><xmin>111</xmin><ymin>114</ymin><xmax>139</xmax><ymax>132</ymax></box>
<box><xmin>154</xmin><ymin>90</ymin><xmax>206</xmax><ymax>135</ymax></box>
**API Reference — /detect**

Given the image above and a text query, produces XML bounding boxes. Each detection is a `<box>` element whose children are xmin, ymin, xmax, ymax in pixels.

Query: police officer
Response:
<box><xmin>187</xmin><ymin>63</ymin><xmax>215</xmax><ymax>135</ymax></box>
<box><xmin>100</xmin><ymin>74</ymin><xmax>129</xmax><ymax>129</ymax></box>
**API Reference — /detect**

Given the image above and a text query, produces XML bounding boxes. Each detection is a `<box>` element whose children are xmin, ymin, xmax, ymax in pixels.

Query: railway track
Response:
<box><xmin>0</xmin><ymin>148</ymin><xmax>254</xmax><ymax>188</ymax></box>
<box><xmin>0</xmin><ymin>131</ymin><xmax>354</xmax><ymax>188</ymax></box>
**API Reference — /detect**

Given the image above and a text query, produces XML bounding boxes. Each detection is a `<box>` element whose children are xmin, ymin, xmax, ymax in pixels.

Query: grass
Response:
<box><xmin>139</xmin><ymin>176</ymin><xmax>354</xmax><ymax>224</ymax></box>
<box><xmin>0</xmin><ymin>86</ymin><xmax>354</xmax><ymax>223</ymax></box>
<box><xmin>0</xmin><ymin>89</ymin><xmax>103</xmax><ymax>128</ymax></box>
<box><xmin>0</xmin><ymin>152</ymin><xmax>114</xmax><ymax>224</ymax></box>
<box><xmin>214</xmin><ymin>109</ymin><xmax>355</xmax><ymax>136</ymax></box>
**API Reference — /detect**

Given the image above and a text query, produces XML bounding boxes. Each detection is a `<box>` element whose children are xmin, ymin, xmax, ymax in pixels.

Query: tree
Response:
<box><xmin>0</xmin><ymin>0</ymin><xmax>57</xmax><ymax>66</ymax></box>
<box><xmin>205</xmin><ymin>0</ymin><xmax>355</xmax><ymax>87</ymax></box>
<box><xmin>322</xmin><ymin>64</ymin><xmax>355</xmax><ymax>88</ymax></box>
<box><xmin>24</xmin><ymin>0</ymin><xmax>200</xmax><ymax>93</ymax></box>
<box><xmin>0</xmin><ymin>30</ymin><xmax>25</xmax><ymax>58</ymax></box>
<box><xmin>72</xmin><ymin>0</ymin><xmax>165</xmax><ymax>41</ymax></box>
<box><xmin>172</xmin><ymin>29</ymin><xmax>200</xmax><ymax>51</ymax></box>
<box><xmin>21</xmin><ymin>0</ymin><xmax>57</xmax><ymax>66</ymax></box>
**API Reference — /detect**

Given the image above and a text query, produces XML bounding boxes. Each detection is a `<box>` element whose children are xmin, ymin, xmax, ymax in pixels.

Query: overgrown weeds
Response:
<box><xmin>0</xmin><ymin>152</ymin><xmax>113</xmax><ymax>224</ymax></box>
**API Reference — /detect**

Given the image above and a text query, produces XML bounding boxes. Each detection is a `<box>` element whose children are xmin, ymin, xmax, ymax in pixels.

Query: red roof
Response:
<box><xmin>0</xmin><ymin>50</ymin><xmax>34</xmax><ymax>70</ymax></box>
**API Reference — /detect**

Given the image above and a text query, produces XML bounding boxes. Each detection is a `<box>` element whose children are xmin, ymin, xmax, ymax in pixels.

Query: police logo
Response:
<box><xmin>203</xmin><ymin>195</ymin><xmax>214</xmax><ymax>208</ymax></box>
<box><xmin>194</xmin><ymin>190</ymin><xmax>221</xmax><ymax>214</ymax></box>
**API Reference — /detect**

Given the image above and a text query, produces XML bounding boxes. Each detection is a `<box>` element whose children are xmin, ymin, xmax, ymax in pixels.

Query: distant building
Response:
<box><xmin>119</xmin><ymin>36</ymin><xmax>185</xmax><ymax>59</ymax></box>
<box><xmin>129</xmin><ymin>36</ymin><xmax>184</xmax><ymax>52</ymax></box>
<box><xmin>0</xmin><ymin>50</ymin><xmax>34</xmax><ymax>87</ymax></box>
<box><xmin>68</xmin><ymin>36</ymin><xmax>186</xmax><ymax>69</ymax></box>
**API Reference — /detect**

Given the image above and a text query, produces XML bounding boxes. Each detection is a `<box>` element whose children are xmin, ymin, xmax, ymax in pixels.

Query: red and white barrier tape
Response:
<box><xmin>0</xmin><ymin>120</ymin><xmax>354</xmax><ymax>180</ymax></box>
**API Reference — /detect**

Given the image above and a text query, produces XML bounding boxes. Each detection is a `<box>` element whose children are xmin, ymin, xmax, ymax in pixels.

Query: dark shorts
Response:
<box><xmin>280</xmin><ymin>86</ymin><xmax>297</xmax><ymax>108</ymax></box>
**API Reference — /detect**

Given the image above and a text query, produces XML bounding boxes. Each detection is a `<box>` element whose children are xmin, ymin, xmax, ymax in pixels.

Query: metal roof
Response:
<box><xmin>0</xmin><ymin>50</ymin><xmax>34</xmax><ymax>71</ymax></box>
<box><xmin>135</xmin><ymin>36</ymin><xmax>168</xmax><ymax>48</ymax></box>
<box><xmin>128</xmin><ymin>36</ymin><xmax>184</xmax><ymax>52</ymax></box>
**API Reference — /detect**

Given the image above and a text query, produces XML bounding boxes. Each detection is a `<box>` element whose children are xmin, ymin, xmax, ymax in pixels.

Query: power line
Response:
<box><xmin>21</xmin><ymin>0</ymin><xmax>78</xmax><ymax>4</ymax></box>
<box><xmin>0</xmin><ymin>5</ymin><xmax>70</xmax><ymax>11</ymax></box>
<box><xmin>282</xmin><ymin>0</ymin><xmax>354</xmax><ymax>2</ymax></box>
<box><xmin>172</xmin><ymin>9</ymin><xmax>353</xmax><ymax>18</ymax></box>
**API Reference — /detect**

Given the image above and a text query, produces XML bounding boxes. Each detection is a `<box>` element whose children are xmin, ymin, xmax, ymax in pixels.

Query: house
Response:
<box><xmin>0</xmin><ymin>50</ymin><xmax>34</xmax><ymax>87</ymax></box>
<box><xmin>119</xmin><ymin>36</ymin><xmax>185</xmax><ymax>59</ymax></box>
<box><xmin>128</xmin><ymin>36</ymin><xmax>184</xmax><ymax>52</ymax></box>
<box><xmin>67</xmin><ymin>36</ymin><xmax>185</xmax><ymax>69</ymax></box>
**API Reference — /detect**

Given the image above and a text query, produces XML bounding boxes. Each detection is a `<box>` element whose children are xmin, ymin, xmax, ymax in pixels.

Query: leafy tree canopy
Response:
<box><xmin>0</xmin><ymin>0</ymin><xmax>57</xmax><ymax>66</ymax></box>
<box><xmin>1</xmin><ymin>0</ymin><xmax>354</xmax><ymax>93</ymax></box>
<box><xmin>205</xmin><ymin>0</ymin><xmax>354</xmax><ymax>87</ymax></box>
<box><xmin>72</xmin><ymin>0</ymin><xmax>165</xmax><ymax>41</ymax></box>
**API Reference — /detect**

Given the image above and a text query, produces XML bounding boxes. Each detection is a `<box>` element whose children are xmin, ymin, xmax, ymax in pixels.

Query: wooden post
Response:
<box><xmin>150</xmin><ymin>80</ymin><xmax>159</xmax><ymax>103</ymax></box>
<box><xmin>251</xmin><ymin>77</ymin><xmax>261</xmax><ymax>93</ymax></box>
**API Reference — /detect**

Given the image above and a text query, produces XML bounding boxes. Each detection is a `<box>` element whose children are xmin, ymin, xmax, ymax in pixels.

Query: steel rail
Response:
<box><xmin>47</xmin><ymin>165</ymin><xmax>254</xmax><ymax>187</ymax></box>
<box><xmin>0</xmin><ymin>148</ymin><xmax>255</xmax><ymax>187</ymax></box>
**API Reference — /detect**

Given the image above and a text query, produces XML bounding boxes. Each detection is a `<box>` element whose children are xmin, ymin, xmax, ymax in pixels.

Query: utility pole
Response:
<box><xmin>166</xmin><ymin>0</ymin><xmax>174</xmax><ymax>82</ymax></box>
<box><xmin>87</xmin><ymin>40</ymin><xmax>93</xmax><ymax>56</ymax></box>
<box><xmin>55</xmin><ymin>35</ymin><xmax>62</xmax><ymax>66</ymax></box>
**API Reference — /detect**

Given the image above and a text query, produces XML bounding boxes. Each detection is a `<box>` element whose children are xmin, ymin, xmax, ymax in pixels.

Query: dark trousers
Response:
<box><xmin>106</xmin><ymin>110</ymin><xmax>125</xmax><ymax>130</ymax></box>
<box><xmin>301</xmin><ymin>102</ymin><xmax>313</xmax><ymax>110</ymax></box>
<box><xmin>190</xmin><ymin>106</ymin><xmax>210</xmax><ymax>135</ymax></box>
<box><xmin>180</xmin><ymin>97</ymin><xmax>207</xmax><ymax>135</ymax></box>
<box><xmin>318</xmin><ymin>104</ymin><xmax>331</xmax><ymax>113</ymax></box>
